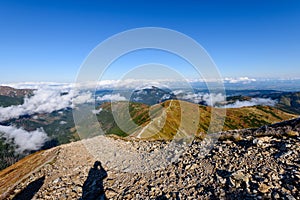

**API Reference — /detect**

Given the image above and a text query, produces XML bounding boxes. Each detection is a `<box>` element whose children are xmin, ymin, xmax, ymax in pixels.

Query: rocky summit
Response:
<box><xmin>1</xmin><ymin>118</ymin><xmax>300</xmax><ymax>200</ymax></box>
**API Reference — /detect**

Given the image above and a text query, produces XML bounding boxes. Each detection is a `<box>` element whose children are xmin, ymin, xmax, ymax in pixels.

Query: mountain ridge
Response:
<box><xmin>0</xmin><ymin>117</ymin><xmax>299</xmax><ymax>199</ymax></box>
<box><xmin>97</xmin><ymin>100</ymin><xmax>297</xmax><ymax>140</ymax></box>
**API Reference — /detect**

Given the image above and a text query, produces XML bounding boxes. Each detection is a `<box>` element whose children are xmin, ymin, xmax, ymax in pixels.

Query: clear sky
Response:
<box><xmin>0</xmin><ymin>0</ymin><xmax>299</xmax><ymax>83</ymax></box>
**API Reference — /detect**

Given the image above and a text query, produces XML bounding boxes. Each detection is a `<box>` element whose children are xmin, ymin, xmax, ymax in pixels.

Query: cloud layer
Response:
<box><xmin>0</xmin><ymin>82</ymin><xmax>279</xmax><ymax>123</ymax></box>
<box><xmin>180</xmin><ymin>93</ymin><xmax>226</xmax><ymax>106</ymax></box>
<box><xmin>223</xmin><ymin>77</ymin><xmax>256</xmax><ymax>84</ymax></box>
<box><xmin>0</xmin><ymin>88</ymin><xmax>93</xmax><ymax>122</ymax></box>
<box><xmin>97</xmin><ymin>94</ymin><xmax>127</xmax><ymax>101</ymax></box>
<box><xmin>178</xmin><ymin>92</ymin><xmax>277</xmax><ymax>108</ymax></box>
<box><xmin>223</xmin><ymin>98</ymin><xmax>277</xmax><ymax>108</ymax></box>
<box><xmin>0</xmin><ymin>125</ymin><xmax>48</xmax><ymax>153</ymax></box>
<box><xmin>1</xmin><ymin>77</ymin><xmax>257</xmax><ymax>91</ymax></box>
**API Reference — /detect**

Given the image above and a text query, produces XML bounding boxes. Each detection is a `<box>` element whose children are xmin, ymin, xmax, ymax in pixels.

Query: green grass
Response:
<box><xmin>0</xmin><ymin>138</ymin><xmax>23</xmax><ymax>170</ymax></box>
<box><xmin>0</xmin><ymin>95</ymin><xmax>24</xmax><ymax>107</ymax></box>
<box><xmin>256</xmin><ymin>106</ymin><xmax>282</xmax><ymax>120</ymax></box>
<box><xmin>90</xmin><ymin>100</ymin><xmax>297</xmax><ymax>141</ymax></box>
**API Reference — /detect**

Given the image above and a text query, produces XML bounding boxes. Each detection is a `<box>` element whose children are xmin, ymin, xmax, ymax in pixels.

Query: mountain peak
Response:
<box><xmin>130</xmin><ymin>86</ymin><xmax>175</xmax><ymax>105</ymax></box>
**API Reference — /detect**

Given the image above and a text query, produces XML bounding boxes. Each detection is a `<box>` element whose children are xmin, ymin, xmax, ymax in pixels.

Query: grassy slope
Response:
<box><xmin>97</xmin><ymin>102</ymin><xmax>150</xmax><ymax>137</ymax></box>
<box><xmin>0</xmin><ymin>110</ymin><xmax>78</xmax><ymax>171</ymax></box>
<box><xmin>0</xmin><ymin>148</ymin><xmax>58</xmax><ymax>199</ymax></box>
<box><xmin>0</xmin><ymin>95</ymin><xmax>24</xmax><ymax>107</ymax></box>
<box><xmin>0</xmin><ymin>98</ymin><xmax>297</xmax><ymax>171</ymax></box>
<box><xmin>97</xmin><ymin>100</ymin><xmax>297</xmax><ymax>140</ymax></box>
<box><xmin>277</xmin><ymin>92</ymin><xmax>300</xmax><ymax>114</ymax></box>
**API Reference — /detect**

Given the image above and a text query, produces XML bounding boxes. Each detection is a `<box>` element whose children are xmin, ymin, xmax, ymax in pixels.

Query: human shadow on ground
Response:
<box><xmin>81</xmin><ymin>161</ymin><xmax>108</xmax><ymax>200</ymax></box>
<box><xmin>12</xmin><ymin>176</ymin><xmax>45</xmax><ymax>200</ymax></box>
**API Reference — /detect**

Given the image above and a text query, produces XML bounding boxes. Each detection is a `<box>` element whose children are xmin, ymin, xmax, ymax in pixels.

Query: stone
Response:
<box><xmin>217</xmin><ymin>175</ymin><xmax>226</xmax><ymax>185</ymax></box>
<box><xmin>258</xmin><ymin>183</ymin><xmax>270</xmax><ymax>193</ymax></box>
<box><xmin>232</xmin><ymin>170</ymin><xmax>249</xmax><ymax>183</ymax></box>
<box><xmin>273</xmin><ymin>192</ymin><xmax>280</xmax><ymax>199</ymax></box>
<box><xmin>284</xmin><ymin>194</ymin><xmax>296</xmax><ymax>200</ymax></box>
<box><xmin>5</xmin><ymin>118</ymin><xmax>300</xmax><ymax>200</ymax></box>
<box><xmin>52</xmin><ymin>177</ymin><xmax>61</xmax><ymax>184</ymax></box>
<box><xmin>190</xmin><ymin>164</ymin><xmax>198</xmax><ymax>170</ymax></box>
<box><xmin>106</xmin><ymin>189</ymin><xmax>117</xmax><ymax>198</ymax></box>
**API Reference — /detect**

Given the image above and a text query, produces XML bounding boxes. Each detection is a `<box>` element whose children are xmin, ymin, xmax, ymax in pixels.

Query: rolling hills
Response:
<box><xmin>96</xmin><ymin>100</ymin><xmax>297</xmax><ymax>140</ymax></box>
<box><xmin>255</xmin><ymin>91</ymin><xmax>300</xmax><ymax>114</ymax></box>
<box><xmin>0</xmin><ymin>86</ymin><xmax>299</xmax><ymax>199</ymax></box>
<box><xmin>0</xmin><ymin>85</ymin><xmax>299</xmax><ymax>172</ymax></box>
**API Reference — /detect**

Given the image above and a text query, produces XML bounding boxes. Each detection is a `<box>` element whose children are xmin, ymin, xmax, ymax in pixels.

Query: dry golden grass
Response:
<box><xmin>128</xmin><ymin>100</ymin><xmax>298</xmax><ymax>140</ymax></box>
<box><xmin>0</xmin><ymin>148</ymin><xmax>59</xmax><ymax>199</ymax></box>
<box><xmin>286</xmin><ymin>130</ymin><xmax>299</xmax><ymax>137</ymax></box>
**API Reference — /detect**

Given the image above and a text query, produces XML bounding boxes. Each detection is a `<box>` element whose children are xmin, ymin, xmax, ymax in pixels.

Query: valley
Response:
<box><xmin>0</xmin><ymin>86</ymin><xmax>299</xmax><ymax>171</ymax></box>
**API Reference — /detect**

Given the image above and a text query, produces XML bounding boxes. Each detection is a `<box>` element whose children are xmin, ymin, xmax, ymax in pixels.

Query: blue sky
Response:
<box><xmin>0</xmin><ymin>0</ymin><xmax>299</xmax><ymax>83</ymax></box>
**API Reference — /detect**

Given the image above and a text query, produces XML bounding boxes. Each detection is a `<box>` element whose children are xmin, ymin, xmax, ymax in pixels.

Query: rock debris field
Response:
<box><xmin>4</xmin><ymin>118</ymin><xmax>300</xmax><ymax>199</ymax></box>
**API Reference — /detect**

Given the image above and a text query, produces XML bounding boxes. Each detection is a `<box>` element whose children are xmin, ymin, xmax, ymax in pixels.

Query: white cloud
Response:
<box><xmin>0</xmin><ymin>79</ymin><xmax>203</xmax><ymax>90</ymax></box>
<box><xmin>181</xmin><ymin>93</ymin><xmax>203</xmax><ymax>104</ymax></box>
<box><xmin>0</xmin><ymin>125</ymin><xmax>48</xmax><ymax>153</ymax></box>
<box><xmin>0</xmin><ymin>77</ymin><xmax>265</xmax><ymax>91</ymax></box>
<box><xmin>72</xmin><ymin>92</ymin><xmax>93</xmax><ymax>105</ymax></box>
<box><xmin>161</xmin><ymin>94</ymin><xmax>171</xmax><ymax>100</ymax></box>
<box><xmin>97</xmin><ymin>94</ymin><xmax>126</xmax><ymax>101</ymax></box>
<box><xmin>223</xmin><ymin>77</ymin><xmax>256</xmax><ymax>84</ymax></box>
<box><xmin>132</xmin><ymin>96</ymin><xmax>142</xmax><ymax>101</ymax></box>
<box><xmin>0</xmin><ymin>88</ymin><xmax>93</xmax><ymax>122</ymax></box>
<box><xmin>173</xmin><ymin>90</ymin><xmax>184</xmax><ymax>95</ymax></box>
<box><xmin>1</xmin><ymin>82</ymin><xmax>73</xmax><ymax>90</ymax></box>
<box><xmin>180</xmin><ymin>93</ymin><xmax>225</xmax><ymax>106</ymax></box>
<box><xmin>202</xmin><ymin>93</ymin><xmax>226</xmax><ymax>106</ymax></box>
<box><xmin>92</xmin><ymin>108</ymin><xmax>103</xmax><ymax>114</ymax></box>
<box><xmin>1</xmin><ymin>80</ymin><xmax>170</xmax><ymax>90</ymax></box>
<box><xmin>223</xmin><ymin>98</ymin><xmax>277</xmax><ymax>108</ymax></box>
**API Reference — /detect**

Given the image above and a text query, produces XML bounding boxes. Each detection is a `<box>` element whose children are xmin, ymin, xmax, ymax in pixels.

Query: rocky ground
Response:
<box><xmin>0</xmin><ymin>86</ymin><xmax>33</xmax><ymax>98</ymax></box>
<box><xmin>2</xmin><ymin>118</ymin><xmax>300</xmax><ymax>199</ymax></box>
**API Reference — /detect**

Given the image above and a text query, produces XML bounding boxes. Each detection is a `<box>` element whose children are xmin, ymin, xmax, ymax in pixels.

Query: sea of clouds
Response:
<box><xmin>176</xmin><ymin>91</ymin><xmax>276</xmax><ymax>108</ymax></box>
<box><xmin>179</xmin><ymin>92</ymin><xmax>226</xmax><ymax>106</ymax></box>
<box><xmin>0</xmin><ymin>81</ymin><xmax>279</xmax><ymax>121</ymax></box>
<box><xmin>0</xmin><ymin>88</ymin><xmax>93</xmax><ymax>122</ymax></box>
<box><xmin>2</xmin><ymin>76</ymin><xmax>257</xmax><ymax>90</ymax></box>
<box><xmin>0</xmin><ymin>85</ymin><xmax>94</xmax><ymax>152</ymax></box>
<box><xmin>223</xmin><ymin>98</ymin><xmax>277</xmax><ymax>108</ymax></box>
<box><xmin>0</xmin><ymin>125</ymin><xmax>48</xmax><ymax>153</ymax></box>
<box><xmin>97</xmin><ymin>93</ymin><xmax>127</xmax><ymax>102</ymax></box>
<box><xmin>0</xmin><ymin>80</ymin><xmax>277</xmax><ymax>152</ymax></box>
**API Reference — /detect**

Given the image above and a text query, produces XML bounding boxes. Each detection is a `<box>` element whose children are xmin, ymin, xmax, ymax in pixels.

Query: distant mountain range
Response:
<box><xmin>0</xmin><ymin>85</ymin><xmax>299</xmax><ymax>170</ymax></box>
<box><xmin>252</xmin><ymin>91</ymin><xmax>300</xmax><ymax>114</ymax></box>
<box><xmin>128</xmin><ymin>86</ymin><xmax>300</xmax><ymax>115</ymax></box>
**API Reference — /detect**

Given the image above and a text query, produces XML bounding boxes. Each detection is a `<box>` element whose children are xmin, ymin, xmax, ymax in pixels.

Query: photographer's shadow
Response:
<box><xmin>12</xmin><ymin>176</ymin><xmax>45</xmax><ymax>200</ymax></box>
<box><xmin>81</xmin><ymin>161</ymin><xmax>107</xmax><ymax>200</ymax></box>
